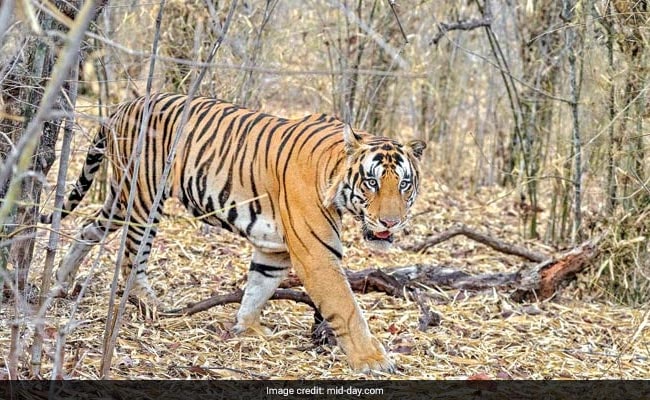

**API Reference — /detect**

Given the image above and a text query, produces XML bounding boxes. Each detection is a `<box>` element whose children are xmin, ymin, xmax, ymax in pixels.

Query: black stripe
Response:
<box><xmin>296</xmin><ymin>123</ymin><xmax>339</xmax><ymax>157</ymax></box>
<box><xmin>249</xmin><ymin>261</ymin><xmax>287</xmax><ymax>278</ymax></box>
<box><xmin>310</xmin><ymin>229</ymin><xmax>342</xmax><ymax>260</ymax></box>
<box><xmin>263</xmin><ymin>119</ymin><xmax>289</xmax><ymax>170</ymax></box>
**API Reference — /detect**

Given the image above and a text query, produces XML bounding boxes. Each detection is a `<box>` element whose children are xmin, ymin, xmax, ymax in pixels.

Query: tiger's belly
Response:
<box><xmin>191</xmin><ymin>198</ymin><xmax>286</xmax><ymax>253</ymax></box>
<box><xmin>243</xmin><ymin>215</ymin><xmax>287</xmax><ymax>253</ymax></box>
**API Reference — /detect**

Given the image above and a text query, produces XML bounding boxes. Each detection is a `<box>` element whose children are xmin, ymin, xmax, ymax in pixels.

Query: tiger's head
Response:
<box><xmin>327</xmin><ymin>126</ymin><xmax>426</xmax><ymax>250</ymax></box>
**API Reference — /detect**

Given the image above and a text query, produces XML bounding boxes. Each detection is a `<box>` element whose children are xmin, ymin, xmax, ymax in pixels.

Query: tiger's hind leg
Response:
<box><xmin>117</xmin><ymin>202</ymin><xmax>166</xmax><ymax>304</ymax></box>
<box><xmin>54</xmin><ymin>205</ymin><xmax>122</xmax><ymax>297</ymax></box>
<box><xmin>233</xmin><ymin>250</ymin><xmax>290</xmax><ymax>335</ymax></box>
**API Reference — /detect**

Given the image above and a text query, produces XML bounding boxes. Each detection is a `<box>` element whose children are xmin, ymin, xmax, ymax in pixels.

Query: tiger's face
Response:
<box><xmin>334</xmin><ymin>127</ymin><xmax>426</xmax><ymax>250</ymax></box>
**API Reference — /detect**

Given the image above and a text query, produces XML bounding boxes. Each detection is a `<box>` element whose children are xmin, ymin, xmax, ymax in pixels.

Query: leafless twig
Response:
<box><xmin>162</xmin><ymin>289</ymin><xmax>315</xmax><ymax>317</ymax></box>
<box><xmin>430</xmin><ymin>13</ymin><xmax>492</xmax><ymax>46</ymax></box>
<box><xmin>387</xmin><ymin>0</ymin><xmax>408</xmax><ymax>43</ymax></box>
<box><xmin>100</xmin><ymin>0</ymin><xmax>239</xmax><ymax>378</ymax></box>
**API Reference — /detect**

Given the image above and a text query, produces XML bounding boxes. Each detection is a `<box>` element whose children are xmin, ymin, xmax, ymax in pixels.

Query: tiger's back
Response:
<box><xmin>104</xmin><ymin>94</ymin><xmax>345</xmax><ymax>252</ymax></box>
<box><xmin>45</xmin><ymin>93</ymin><xmax>426</xmax><ymax>372</ymax></box>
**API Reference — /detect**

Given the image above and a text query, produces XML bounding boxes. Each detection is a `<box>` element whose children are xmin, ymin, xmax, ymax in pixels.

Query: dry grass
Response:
<box><xmin>2</xmin><ymin>154</ymin><xmax>648</xmax><ymax>379</ymax></box>
<box><xmin>587</xmin><ymin>209</ymin><xmax>650</xmax><ymax>306</ymax></box>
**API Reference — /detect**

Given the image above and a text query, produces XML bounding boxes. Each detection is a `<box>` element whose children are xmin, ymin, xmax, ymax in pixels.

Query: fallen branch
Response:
<box><xmin>346</xmin><ymin>268</ymin><xmax>406</xmax><ymax>297</ymax></box>
<box><xmin>163</xmin><ymin>235</ymin><xmax>600</xmax><ymax>318</ymax></box>
<box><xmin>387</xmin><ymin>264</ymin><xmax>520</xmax><ymax>291</ymax></box>
<box><xmin>161</xmin><ymin>288</ymin><xmax>314</xmax><ymax>317</ymax></box>
<box><xmin>405</xmin><ymin>224</ymin><xmax>548</xmax><ymax>263</ymax></box>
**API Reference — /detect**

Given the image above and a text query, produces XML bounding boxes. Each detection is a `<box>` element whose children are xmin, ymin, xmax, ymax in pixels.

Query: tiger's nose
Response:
<box><xmin>380</xmin><ymin>218</ymin><xmax>400</xmax><ymax>228</ymax></box>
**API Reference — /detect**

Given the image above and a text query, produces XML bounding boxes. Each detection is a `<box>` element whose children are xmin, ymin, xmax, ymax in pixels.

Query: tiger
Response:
<box><xmin>41</xmin><ymin>93</ymin><xmax>426</xmax><ymax>372</ymax></box>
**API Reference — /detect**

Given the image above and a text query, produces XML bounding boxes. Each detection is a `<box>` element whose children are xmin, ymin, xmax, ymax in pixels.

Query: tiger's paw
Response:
<box><xmin>232</xmin><ymin>320</ymin><xmax>273</xmax><ymax>336</ymax></box>
<box><xmin>347</xmin><ymin>338</ymin><xmax>395</xmax><ymax>373</ymax></box>
<box><xmin>128</xmin><ymin>285</ymin><xmax>161</xmax><ymax>321</ymax></box>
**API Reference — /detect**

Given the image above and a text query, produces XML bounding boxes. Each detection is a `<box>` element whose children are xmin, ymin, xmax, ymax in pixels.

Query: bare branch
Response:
<box><xmin>430</xmin><ymin>15</ymin><xmax>492</xmax><ymax>46</ymax></box>
<box><xmin>161</xmin><ymin>289</ymin><xmax>315</xmax><ymax>317</ymax></box>
<box><xmin>100</xmin><ymin>0</ymin><xmax>240</xmax><ymax>378</ymax></box>
<box><xmin>387</xmin><ymin>0</ymin><xmax>408</xmax><ymax>43</ymax></box>
<box><xmin>405</xmin><ymin>224</ymin><xmax>548</xmax><ymax>263</ymax></box>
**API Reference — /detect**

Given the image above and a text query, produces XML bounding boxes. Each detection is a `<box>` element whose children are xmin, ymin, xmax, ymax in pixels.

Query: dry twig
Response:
<box><xmin>162</xmin><ymin>289</ymin><xmax>314</xmax><ymax>317</ymax></box>
<box><xmin>430</xmin><ymin>7</ymin><xmax>492</xmax><ymax>45</ymax></box>
<box><xmin>405</xmin><ymin>224</ymin><xmax>547</xmax><ymax>263</ymax></box>
<box><xmin>387</xmin><ymin>0</ymin><xmax>408</xmax><ymax>43</ymax></box>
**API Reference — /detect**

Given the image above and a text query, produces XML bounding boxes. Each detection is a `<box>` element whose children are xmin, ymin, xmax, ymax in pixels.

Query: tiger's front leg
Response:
<box><xmin>233</xmin><ymin>250</ymin><xmax>290</xmax><ymax>335</ymax></box>
<box><xmin>290</xmin><ymin>251</ymin><xmax>393</xmax><ymax>373</ymax></box>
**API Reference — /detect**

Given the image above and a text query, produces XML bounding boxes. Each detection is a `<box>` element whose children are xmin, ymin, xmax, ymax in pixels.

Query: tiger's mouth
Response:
<box><xmin>362</xmin><ymin>227</ymin><xmax>394</xmax><ymax>243</ymax></box>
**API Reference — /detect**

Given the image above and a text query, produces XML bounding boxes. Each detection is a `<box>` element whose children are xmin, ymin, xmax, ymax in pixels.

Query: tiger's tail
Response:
<box><xmin>40</xmin><ymin>126</ymin><xmax>107</xmax><ymax>224</ymax></box>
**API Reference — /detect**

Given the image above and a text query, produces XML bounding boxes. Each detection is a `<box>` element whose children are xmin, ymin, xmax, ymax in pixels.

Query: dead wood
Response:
<box><xmin>405</xmin><ymin>224</ymin><xmax>548</xmax><ymax>263</ymax></box>
<box><xmin>162</xmin><ymin>235</ymin><xmax>600</xmax><ymax>317</ymax></box>
<box><xmin>387</xmin><ymin>264</ymin><xmax>520</xmax><ymax>291</ymax></box>
<box><xmin>430</xmin><ymin>5</ymin><xmax>492</xmax><ymax>45</ymax></box>
<box><xmin>161</xmin><ymin>288</ymin><xmax>314</xmax><ymax>317</ymax></box>
<box><xmin>394</xmin><ymin>236</ymin><xmax>601</xmax><ymax>300</ymax></box>
<box><xmin>345</xmin><ymin>268</ymin><xmax>406</xmax><ymax>297</ymax></box>
<box><xmin>511</xmin><ymin>237</ymin><xmax>601</xmax><ymax>301</ymax></box>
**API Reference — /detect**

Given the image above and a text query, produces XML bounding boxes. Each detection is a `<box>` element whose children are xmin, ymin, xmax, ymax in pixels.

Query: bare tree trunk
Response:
<box><xmin>561</xmin><ymin>0</ymin><xmax>585</xmax><ymax>244</ymax></box>
<box><xmin>611</xmin><ymin>0</ymin><xmax>648</xmax><ymax>212</ymax></box>
<box><xmin>356</xmin><ymin>3</ymin><xmax>400</xmax><ymax>133</ymax></box>
<box><xmin>30</xmin><ymin>60</ymin><xmax>80</xmax><ymax>378</ymax></box>
<box><xmin>595</xmin><ymin>1</ymin><xmax>618</xmax><ymax>213</ymax></box>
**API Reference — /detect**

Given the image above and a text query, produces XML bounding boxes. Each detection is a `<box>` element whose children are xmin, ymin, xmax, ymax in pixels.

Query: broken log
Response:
<box><xmin>512</xmin><ymin>236</ymin><xmax>601</xmax><ymax>301</ymax></box>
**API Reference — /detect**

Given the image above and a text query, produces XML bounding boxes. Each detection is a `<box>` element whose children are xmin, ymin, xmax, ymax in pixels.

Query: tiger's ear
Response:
<box><xmin>407</xmin><ymin>139</ymin><xmax>426</xmax><ymax>160</ymax></box>
<box><xmin>343</xmin><ymin>125</ymin><xmax>362</xmax><ymax>155</ymax></box>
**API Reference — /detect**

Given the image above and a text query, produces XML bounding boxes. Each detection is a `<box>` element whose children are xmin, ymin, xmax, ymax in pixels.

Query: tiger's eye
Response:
<box><xmin>399</xmin><ymin>180</ymin><xmax>411</xmax><ymax>190</ymax></box>
<box><xmin>365</xmin><ymin>178</ymin><xmax>378</xmax><ymax>190</ymax></box>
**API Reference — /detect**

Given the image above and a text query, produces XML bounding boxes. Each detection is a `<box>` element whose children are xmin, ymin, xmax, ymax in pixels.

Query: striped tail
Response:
<box><xmin>40</xmin><ymin>126</ymin><xmax>107</xmax><ymax>224</ymax></box>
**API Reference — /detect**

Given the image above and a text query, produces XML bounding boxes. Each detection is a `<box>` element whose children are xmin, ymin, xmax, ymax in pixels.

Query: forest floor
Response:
<box><xmin>2</xmin><ymin>171</ymin><xmax>648</xmax><ymax>380</ymax></box>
